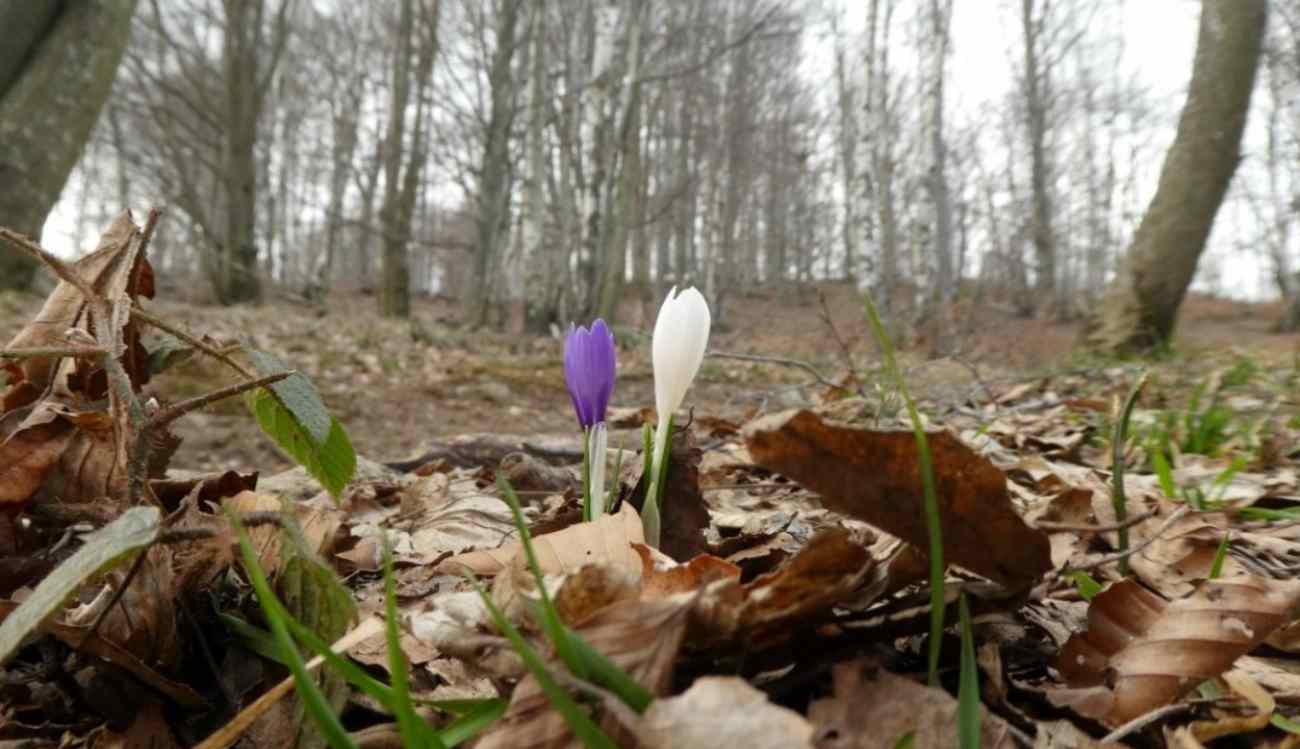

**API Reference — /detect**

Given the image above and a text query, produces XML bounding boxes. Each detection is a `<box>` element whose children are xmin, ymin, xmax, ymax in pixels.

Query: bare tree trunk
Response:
<box><xmin>594</xmin><ymin>0</ymin><xmax>644</xmax><ymax>322</ymax></box>
<box><xmin>516</xmin><ymin>0</ymin><xmax>547</xmax><ymax>333</ymax></box>
<box><xmin>1086</xmin><ymin>0</ymin><xmax>1267</xmax><ymax>353</ymax></box>
<box><xmin>924</xmin><ymin>0</ymin><xmax>954</xmax><ymax>316</ymax></box>
<box><xmin>470</xmin><ymin>0</ymin><xmax>522</xmax><ymax>327</ymax></box>
<box><xmin>0</xmin><ymin>0</ymin><xmax>137</xmax><ymax>291</ymax></box>
<box><xmin>379</xmin><ymin>0</ymin><xmax>438</xmax><ymax>319</ymax></box>
<box><xmin>1021</xmin><ymin>0</ymin><xmax>1057</xmax><ymax>311</ymax></box>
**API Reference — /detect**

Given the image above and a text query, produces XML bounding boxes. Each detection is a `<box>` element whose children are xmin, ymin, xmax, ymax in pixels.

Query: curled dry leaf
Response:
<box><xmin>1186</xmin><ymin>669</ymin><xmax>1273</xmax><ymax>743</ymax></box>
<box><xmin>743</xmin><ymin>409</ymin><xmax>1051</xmax><ymax>589</ymax></box>
<box><xmin>3</xmin><ymin>212</ymin><xmax>153</xmax><ymax>397</ymax></box>
<box><xmin>808</xmin><ymin>659</ymin><xmax>1016</xmax><ymax>749</ymax></box>
<box><xmin>1053</xmin><ymin>577</ymin><xmax>1300</xmax><ymax>726</ymax></box>
<box><xmin>436</xmin><ymin>501</ymin><xmax>644</xmax><ymax>578</ymax></box>
<box><xmin>691</xmin><ymin>527</ymin><xmax>876</xmax><ymax>649</ymax></box>
<box><xmin>633</xmin><ymin>676</ymin><xmax>812</xmax><ymax>749</ymax></box>
<box><xmin>474</xmin><ymin>594</ymin><xmax>692</xmax><ymax>749</ymax></box>
<box><xmin>0</xmin><ymin>408</ymin><xmax>74</xmax><ymax>506</ymax></box>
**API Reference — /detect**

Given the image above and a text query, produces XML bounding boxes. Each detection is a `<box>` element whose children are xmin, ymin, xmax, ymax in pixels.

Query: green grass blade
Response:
<box><xmin>1209</xmin><ymin>532</ymin><xmax>1231</xmax><ymax>580</ymax></box>
<box><xmin>497</xmin><ymin>476</ymin><xmax>585</xmax><ymax>677</ymax></box>
<box><xmin>863</xmin><ymin>295</ymin><xmax>945</xmax><ymax>687</ymax></box>
<box><xmin>473</xmin><ymin>582</ymin><xmax>618</xmax><ymax>749</ymax></box>
<box><xmin>567</xmin><ymin>626</ymin><xmax>653</xmax><ymax>713</ymax></box>
<box><xmin>957</xmin><ymin>594</ymin><xmax>981</xmax><ymax>749</ymax></box>
<box><xmin>231</xmin><ymin>513</ymin><xmax>358</xmax><ymax>749</ymax></box>
<box><xmin>436</xmin><ymin>699</ymin><xmax>509</xmax><ymax>747</ymax></box>
<box><xmin>1272</xmin><ymin>713</ymin><xmax>1300</xmax><ymax>734</ymax></box>
<box><xmin>1111</xmin><ymin>371</ymin><xmax>1148</xmax><ymax>576</ymax></box>
<box><xmin>1151</xmin><ymin>444</ymin><xmax>1176</xmax><ymax>498</ymax></box>
<box><xmin>384</xmin><ymin>541</ymin><xmax>446</xmax><ymax>749</ymax></box>
<box><xmin>498</xmin><ymin>477</ymin><xmax>650</xmax><ymax>712</ymax></box>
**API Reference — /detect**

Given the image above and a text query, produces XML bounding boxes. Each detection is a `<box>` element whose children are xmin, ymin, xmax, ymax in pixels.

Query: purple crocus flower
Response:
<box><xmin>563</xmin><ymin>319</ymin><xmax>616</xmax><ymax>429</ymax></box>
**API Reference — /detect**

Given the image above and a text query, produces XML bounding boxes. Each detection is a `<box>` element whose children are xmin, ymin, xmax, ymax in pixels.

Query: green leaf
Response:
<box><xmin>231</xmin><ymin>512</ymin><xmax>358</xmax><ymax>749</ymax></box>
<box><xmin>0</xmin><ymin>507</ymin><xmax>161</xmax><ymax>666</ymax></box>
<box><xmin>146</xmin><ymin>333</ymin><xmax>194</xmax><ymax>375</ymax></box>
<box><xmin>246</xmin><ymin>349</ymin><xmax>332</xmax><ymax>444</ymax></box>
<box><xmin>957</xmin><ymin>594</ymin><xmax>981</xmax><ymax>749</ymax></box>
<box><xmin>1067</xmin><ymin>571</ymin><xmax>1102</xmax><ymax>601</ymax></box>
<box><xmin>248</xmin><ymin>388</ymin><xmax>356</xmax><ymax>498</ymax></box>
<box><xmin>1272</xmin><ymin>712</ymin><xmax>1300</xmax><ymax>734</ymax></box>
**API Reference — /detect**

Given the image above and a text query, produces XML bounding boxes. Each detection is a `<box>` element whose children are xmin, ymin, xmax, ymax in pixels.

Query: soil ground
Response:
<box><xmin>2</xmin><ymin>281</ymin><xmax>1296</xmax><ymax>477</ymax></box>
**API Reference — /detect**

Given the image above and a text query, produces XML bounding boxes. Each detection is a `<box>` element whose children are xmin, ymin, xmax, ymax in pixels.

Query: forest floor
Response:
<box><xmin>4</xmin><ymin>262</ymin><xmax>1300</xmax><ymax>748</ymax></box>
<box><xmin>3</xmin><ymin>280</ymin><xmax>1293</xmax><ymax>477</ymax></box>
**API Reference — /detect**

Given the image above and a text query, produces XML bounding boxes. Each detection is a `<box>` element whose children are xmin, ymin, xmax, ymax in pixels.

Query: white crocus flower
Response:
<box><xmin>644</xmin><ymin>285</ymin><xmax>711</xmax><ymax>546</ymax></box>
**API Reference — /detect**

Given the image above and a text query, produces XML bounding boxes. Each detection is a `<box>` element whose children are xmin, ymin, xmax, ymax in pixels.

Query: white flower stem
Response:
<box><xmin>589</xmin><ymin>422</ymin><xmax>608</xmax><ymax>519</ymax></box>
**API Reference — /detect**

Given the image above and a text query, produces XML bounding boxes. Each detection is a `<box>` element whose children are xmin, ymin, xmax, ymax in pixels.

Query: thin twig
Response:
<box><xmin>1100</xmin><ymin>702</ymin><xmax>1195</xmax><ymax>744</ymax></box>
<box><xmin>707</xmin><ymin>349</ymin><xmax>846</xmax><ymax>393</ymax></box>
<box><xmin>85</xmin><ymin>550</ymin><xmax>149</xmax><ymax>644</ymax></box>
<box><xmin>1035</xmin><ymin>508</ymin><xmax>1158</xmax><ymax>534</ymax></box>
<box><xmin>0</xmin><ymin>345</ymin><xmax>107</xmax><ymax>360</ymax></box>
<box><xmin>0</xmin><ymin>229</ymin><xmax>101</xmax><ymax>305</ymax></box>
<box><xmin>150</xmin><ymin>371</ymin><xmax>292</xmax><ymax>427</ymax></box>
<box><xmin>1058</xmin><ymin>505</ymin><xmax>1190</xmax><ymax>576</ymax></box>
<box><xmin>130</xmin><ymin>304</ymin><xmax>252</xmax><ymax>378</ymax></box>
<box><xmin>816</xmin><ymin>290</ymin><xmax>868</xmax><ymax>398</ymax></box>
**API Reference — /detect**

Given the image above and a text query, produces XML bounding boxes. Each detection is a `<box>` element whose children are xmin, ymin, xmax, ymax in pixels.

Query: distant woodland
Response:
<box><xmin>0</xmin><ymin>0</ymin><xmax>1296</xmax><ymax>351</ymax></box>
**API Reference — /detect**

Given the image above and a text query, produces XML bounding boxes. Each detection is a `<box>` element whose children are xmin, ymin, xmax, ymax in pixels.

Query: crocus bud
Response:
<box><xmin>563</xmin><ymin>319</ymin><xmax>616</xmax><ymax>429</ymax></box>
<box><xmin>651</xmin><ymin>286</ymin><xmax>710</xmax><ymax>423</ymax></box>
<box><xmin>644</xmin><ymin>286</ymin><xmax>710</xmax><ymax>546</ymax></box>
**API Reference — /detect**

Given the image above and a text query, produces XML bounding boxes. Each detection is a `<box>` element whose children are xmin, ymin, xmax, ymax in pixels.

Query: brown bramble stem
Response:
<box><xmin>149</xmin><ymin>371</ymin><xmax>292</xmax><ymax>428</ymax></box>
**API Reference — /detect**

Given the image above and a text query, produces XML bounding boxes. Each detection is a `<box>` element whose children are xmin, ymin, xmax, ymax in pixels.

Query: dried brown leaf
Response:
<box><xmin>475</xmin><ymin>594</ymin><xmax>691</xmax><ymax>749</ymax></box>
<box><xmin>0</xmin><ymin>413</ymin><xmax>74</xmax><ymax>508</ymax></box>
<box><xmin>691</xmin><ymin>527</ymin><xmax>876</xmax><ymax>649</ymax></box>
<box><xmin>743</xmin><ymin>409</ymin><xmax>1051</xmax><ymax>588</ymax></box>
<box><xmin>435</xmin><ymin>502</ymin><xmax>644</xmax><ymax>578</ymax></box>
<box><xmin>807</xmin><ymin>659</ymin><xmax>1016</xmax><ymax>748</ymax></box>
<box><xmin>633</xmin><ymin>676</ymin><xmax>812</xmax><ymax>748</ymax></box>
<box><xmin>1053</xmin><ymin>577</ymin><xmax>1300</xmax><ymax>726</ymax></box>
<box><xmin>3</xmin><ymin>212</ymin><xmax>153</xmax><ymax>398</ymax></box>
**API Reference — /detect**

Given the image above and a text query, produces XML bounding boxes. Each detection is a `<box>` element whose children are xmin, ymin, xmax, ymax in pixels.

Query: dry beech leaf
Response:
<box><xmin>743</xmin><ymin>409</ymin><xmax>1051</xmax><ymax>588</ymax></box>
<box><xmin>633</xmin><ymin>676</ymin><xmax>812</xmax><ymax>749</ymax></box>
<box><xmin>2</xmin><ymin>212</ymin><xmax>153</xmax><ymax>397</ymax></box>
<box><xmin>0</xmin><ymin>413</ymin><xmax>74</xmax><ymax>507</ymax></box>
<box><xmin>808</xmin><ymin>659</ymin><xmax>1016</xmax><ymax>749</ymax></box>
<box><xmin>436</xmin><ymin>502</ymin><xmax>644</xmax><ymax>578</ymax></box>
<box><xmin>1187</xmin><ymin>669</ymin><xmax>1274</xmax><ymax>743</ymax></box>
<box><xmin>692</xmin><ymin>527</ymin><xmax>876</xmax><ymax>649</ymax></box>
<box><xmin>475</xmin><ymin>594</ymin><xmax>692</xmax><ymax>749</ymax></box>
<box><xmin>634</xmin><ymin>544</ymin><xmax>741</xmax><ymax>599</ymax></box>
<box><xmin>1053</xmin><ymin>577</ymin><xmax>1300</xmax><ymax>726</ymax></box>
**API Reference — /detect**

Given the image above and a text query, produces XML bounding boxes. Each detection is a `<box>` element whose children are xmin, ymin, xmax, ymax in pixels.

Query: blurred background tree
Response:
<box><xmin>0</xmin><ymin>0</ymin><xmax>137</xmax><ymax>291</ymax></box>
<box><xmin>12</xmin><ymin>0</ymin><xmax>1300</xmax><ymax>351</ymax></box>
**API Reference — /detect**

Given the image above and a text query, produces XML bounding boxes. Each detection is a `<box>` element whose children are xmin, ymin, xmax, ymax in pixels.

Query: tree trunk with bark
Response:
<box><xmin>0</xmin><ymin>0</ymin><xmax>137</xmax><ymax>291</ymax></box>
<box><xmin>1086</xmin><ymin>0</ymin><xmax>1267</xmax><ymax>353</ymax></box>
